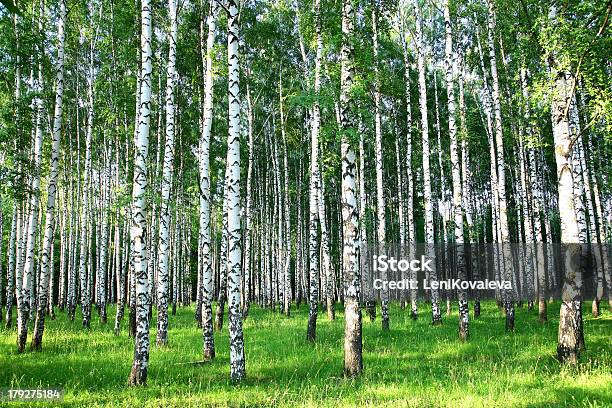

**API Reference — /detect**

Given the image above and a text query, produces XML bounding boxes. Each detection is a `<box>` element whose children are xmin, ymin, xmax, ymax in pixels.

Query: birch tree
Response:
<box><xmin>306</xmin><ymin>0</ymin><xmax>322</xmax><ymax>343</ymax></box>
<box><xmin>225</xmin><ymin>0</ymin><xmax>246</xmax><ymax>383</ymax></box>
<box><xmin>415</xmin><ymin>0</ymin><xmax>441</xmax><ymax>325</ymax></box>
<box><xmin>32</xmin><ymin>0</ymin><xmax>66</xmax><ymax>350</ymax></box>
<box><xmin>156</xmin><ymin>0</ymin><xmax>178</xmax><ymax>347</ymax></box>
<box><xmin>486</xmin><ymin>0</ymin><xmax>514</xmax><ymax>330</ymax></box>
<box><xmin>5</xmin><ymin>207</ymin><xmax>17</xmax><ymax>328</ymax></box>
<box><xmin>340</xmin><ymin>0</ymin><xmax>362</xmax><ymax>378</ymax></box>
<box><xmin>443</xmin><ymin>0</ymin><xmax>468</xmax><ymax>340</ymax></box>
<box><xmin>198</xmin><ymin>0</ymin><xmax>218</xmax><ymax>359</ymax></box>
<box><xmin>372</xmin><ymin>1</ymin><xmax>388</xmax><ymax>331</ymax></box>
<box><xmin>17</xmin><ymin>0</ymin><xmax>44</xmax><ymax>353</ymax></box>
<box><xmin>399</xmin><ymin>3</ymin><xmax>417</xmax><ymax>320</ymax></box>
<box><xmin>127</xmin><ymin>0</ymin><xmax>152</xmax><ymax>385</ymax></box>
<box><xmin>551</xmin><ymin>70</ymin><xmax>583</xmax><ymax>364</ymax></box>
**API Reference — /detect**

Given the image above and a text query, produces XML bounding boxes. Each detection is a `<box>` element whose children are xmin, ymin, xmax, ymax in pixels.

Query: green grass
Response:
<box><xmin>1</xmin><ymin>301</ymin><xmax>611</xmax><ymax>407</ymax></box>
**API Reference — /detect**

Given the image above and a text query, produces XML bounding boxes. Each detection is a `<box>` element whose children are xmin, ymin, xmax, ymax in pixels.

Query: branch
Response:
<box><xmin>214</xmin><ymin>0</ymin><xmax>229</xmax><ymax>15</ymax></box>
<box><xmin>563</xmin><ymin>1</ymin><xmax>611</xmax><ymax>129</ymax></box>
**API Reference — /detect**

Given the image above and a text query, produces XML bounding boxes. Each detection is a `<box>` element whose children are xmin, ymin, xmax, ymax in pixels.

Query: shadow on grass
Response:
<box><xmin>0</xmin><ymin>301</ymin><xmax>610</xmax><ymax>407</ymax></box>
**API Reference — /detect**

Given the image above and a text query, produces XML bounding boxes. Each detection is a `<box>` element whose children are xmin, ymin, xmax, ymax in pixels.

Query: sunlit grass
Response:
<box><xmin>1</xmin><ymin>301</ymin><xmax>610</xmax><ymax>407</ymax></box>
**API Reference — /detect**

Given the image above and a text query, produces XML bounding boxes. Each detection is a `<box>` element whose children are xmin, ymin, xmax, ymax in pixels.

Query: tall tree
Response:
<box><xmin>306</xmin><ymin>0</ymin><xmax>322</xmax><ymax>343</ymax></box>
<box><xmin>32</xmin><ymin>0</ymin><xmax>66</xmax><ymax>350</ymax></box>
<box><xmin>399</xmin><ymin>4</ymin><xmax>417</xmax><ymax>321</ymax></box>
<box><xmin>485</xmin><ymin>0</ymin><xmax>514</xmax><ymax>330</ymax></box>
<box><xmin>127</xmin><ymin>0</ymin><xmax>152</xmax><ymax>385</ymax></box>
<box><xmin>340</xmin><ymin>0</ymin><xmax>362</xmax><ymax>378</ymax></box>
<box><xmin>225</xmin><ymin>0</ymin><xmax>246</xmax><ymax>383</ymax></box>
<box><xmin>198</xmin><ymin>0</ymin><xmax>218</xmax><ymax>360</ymax></box>
<box><xmin>16</xmin><ymin>0</ymin><xmax>44</xmax><ymax>353</ymax></box>
<box><xmin>443</xmin><ymin>0</ymin><xmax>468</xmax><ymax>341</ymax></box>
<box><xmin>371</xmin><ymin>1</ymin><xmax>388</xmax><ymax>331</ymax></box>
<box><xmin>156</xmin><ymin>0</ymin><xmax>178</xmax><ymax>347</ymax></box>
<box><xmin>415</xmin><ymin>0</ymin><xmax>441</xmax><ymax>325</ymax></box>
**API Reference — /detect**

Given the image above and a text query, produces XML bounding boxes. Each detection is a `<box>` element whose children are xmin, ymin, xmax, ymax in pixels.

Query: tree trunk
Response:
<box><xmin>243</xmin><ymin>80</ymin><xmax>254</xmax><ymax>318</ymax></box>
<box><xmin>443</xmin><ymin>0</ymin><xmax>468</xmax><ymax>341</ymax></box>
<box><xmin>17</xmin><ymin>0</ymin><xmax>45</xmax><ymax>352</ymax></box>
<box><xmin>5</xmin><ymin>206</ymin><xmax>17</xmax><ymax>328</ymax></box>
<box><xmin>415</xmin><ymin>0</ymin><xmax>441</xmax><ymax>325</ymax></box>
<box><xmin>279</xmin><ymin>76</ymin><xmax>292</xmax><ymax>317</ymax></box>
<box><xmin>372</xmin><ymin>4</ymin><xmax>388</xmax><ymax>332</ymax></box>
<box><xmin>400</xmin><ymin>12</ymin><xmax>417</xmax><ymax>320</ymax></box>
<box><xmin>127</xmin><ymin>0</ymin><xmax>152</xmax><ymax>385</ymax></box>
<box><xmin>340</xmin><ymin>0</ymin><xmax>362</xmax><ymax>378</ymax></box>
<box><xmin>32</xmin><ymin>0</ymin><xmax>66</xmax><ymax>351</ymax></box>
<box><xmin>155</xmin><ymin>0</ymin><xmax>178</xmax><ymax>347</ymax></box>
<box><xmin>0</xmin><ymin>199</ymin><xmax>4</xmax><ymax>325</ymax></box>
<box><xmin>550</xmin><ymin>60</ymin><xmax>582</xmax><ymax>364</ymax></box>
<box><xmin>225</xmin><ymin>0</ymin><xmax>246</xmax><ymax>383</ymax></box>
<box><xmin>486</xmin><ymin>0</ymin><xmax>514</xmax><ymax>331</ymax></box>
<box><xmin>198</xmin><ymin>0</ymin><xmax>217</xmax><ymax>361</ymax></box>
<box><xmin>306</xmin><ymin>0</ymin><xmax>322</xmax><ymax>343</ymax></box>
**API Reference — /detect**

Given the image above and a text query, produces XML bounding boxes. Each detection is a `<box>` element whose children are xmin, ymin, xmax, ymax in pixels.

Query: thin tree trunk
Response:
<box><xmin>486</xmin><ymin>0</ymin><xmax>514</xmax><ymax>330</ymax></box>
<box><xmin>243</xmin><ymin>80</ymin><xmax>254</xmax><ymax>317</ymax></box>
<box><xmin>415</xmin><ymin>0</ymin><xmax>441</xmax><ymax>325</ymax></box>
<box><xmin>5</xmin><ymin>206</ymin><xmax>17</xmax><ymax>327</ymax></box>
<box><xmin>340</xmin><ymin>0</ymin><xmax>362</xmax><ymax>378</ymax></box>
<box><xmin>400</xmin><ymin>10</ymin><xmax>417</xmax><ymax>320</ymax></box>
<box><xmin>306</xmin><ymin>0</ymin><xmax>322</xmax><ymax>343</ymax></box>
<box><xmin>444</xmin><ymin>0</ymin><xmax>468</xmax><ymax>340</ymax></box>
<box><xmin>127</xmin><ymin>0</ymin><xmax>152</xmax><ymax>385</ymax></box>
<box><xmin>32</xmin><ymin>0</ymin><xmax>66</xmax><ymax>351</ymax></box>
<box><xmin>17</xmin><ymin>0</ymin><xmax>45</xmax><ymax>353</ymax></box>
<box><xmin>198</xmin><ymin>0</ymin><xmax>217</xmax><ymax>360</ymax></box>
<box><xmin>318</xmin><ymin>175</ymin><xmax>334</xmax><ymax>320</ymax></box>
<box><xmin>358</xmin><ymin>116</ymin><xmax>373</xmax><ymax>322</ymax></box>
<box><xmin>279</xmin><ymin>75</ymin><xmax>292</xmax><ymax>317</ymax></box>
<box><xmin>225</xmin><ymin>0</ymin><xmax>246</xmax><ymax>383</ymax></box>
<box><xmin>0</xmin><ymin>197</ymin><xmax>3</xmax><ymax>324</ymax></box>
<box><xmin>372</xmin><ymin>4</ymin><xmax>388</xmax><ymax>332</ymax></box>
<box><xmin>156</xmin><ymin>0</ymin><xmax>178</xmax><ymax>347</ymax></box>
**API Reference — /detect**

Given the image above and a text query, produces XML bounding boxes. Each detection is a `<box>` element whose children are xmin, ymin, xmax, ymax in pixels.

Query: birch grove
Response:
<box><xmin>0</xmin><ymin>0</ymin><xmax>610</xmax><ymax>391</ymax></box>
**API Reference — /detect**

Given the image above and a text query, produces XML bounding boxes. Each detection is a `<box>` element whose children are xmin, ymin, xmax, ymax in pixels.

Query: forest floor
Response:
<box><xmin>0</xmin><ymin>301</ymin><xmax>611</xmax><ymax>407</ymax></box>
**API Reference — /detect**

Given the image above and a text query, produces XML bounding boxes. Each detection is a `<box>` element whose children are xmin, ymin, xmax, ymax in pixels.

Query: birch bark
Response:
<box><xmin>127</xmin><ymin>0</ymin><xmax>152</xmax><ymax>385</ymax></box>
<box><xmin>32</xmin><ymin>0</ymin><xmax>66</xmax><ymax>350</ymax></box>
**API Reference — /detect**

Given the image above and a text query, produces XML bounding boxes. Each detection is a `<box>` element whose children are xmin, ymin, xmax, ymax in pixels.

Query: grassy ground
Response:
<box><xmin>0</xmin><ymin>301</ymin><xmax>610</xmax><ymax>407</ymax></box>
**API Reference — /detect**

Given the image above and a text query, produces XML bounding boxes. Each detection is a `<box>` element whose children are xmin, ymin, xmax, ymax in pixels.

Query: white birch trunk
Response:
<box><xmin>282</xmin><ymin>113</ymin><xmax>292</xmax><ymax>317</ymax></box>
<box><xmin>415</xmin><ymin>0</ymin><xmax>441</xmax><ymax>324</ymax></box>
<box><xmin>372</xmin><ymin>4</ymin><xmax>388</xmax><ymax>331</ymax></box>
<box><xmin>400</xmin><ymin>10</ymin><xmax>417</xmax><ymax>320</ymax></box>
<box><xmin>5</xmin><ymin>206</ymin><xmax>17</xmax><ymax>327</ymax></box>
<box><xmin>17</xmin><ymin>0</ymin><xmax>44</xmax><ymax>352</ymax></box>
<box><xmin>486</xmin><ymin>0</ymin><xmax>514</xmax><ymax>329</ymax></box>
<box><xmin>306</xmin><ymin>0</ymin><xmax>322</xmax><ymax>343</ymax></box>
<box><xmin>0</xmin><ymin>200</ymin><xmax>4</xmax><ymax>324</ymax></box>
<box><xmin>226</xmin><ymin>0</ymin><xmax>245</xmax><ymax>383</ymax></box>
<box><xmin>552</xmin><ymin>69</ymin><xmax>582</xmax><ymax>364</ymax></box>
<box><xmin>243</xmin><ymin>81</ymin><xmax>254</xmax><ymax>317</ymax></box>
<box><xmin>32</xmin><ymin>0</ymin><xmax>66</xmax><ymax>350</ymax></box>
<box><xmin>156</xmin><ymin>0</ymin><xmax>178</xmax><ymax>347</ymax></box>
<box><xmin>340</xmin><ymin>0</ymin><xmax>362</xmax><ymax>377</ymax></box>
<box><xmin>127</xmin><ymin>0</ymin><xmax>152</xmax><ymax>385</ymax></box>
<box><xmin>198</xmin><ymin>0</ymin><xmax>217</xmax><ymax>360</ymax></box>
<box><xmin>444</xmin><ymin>0</ymin><xmax>468</xmax><ymax>340</ymax></box>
